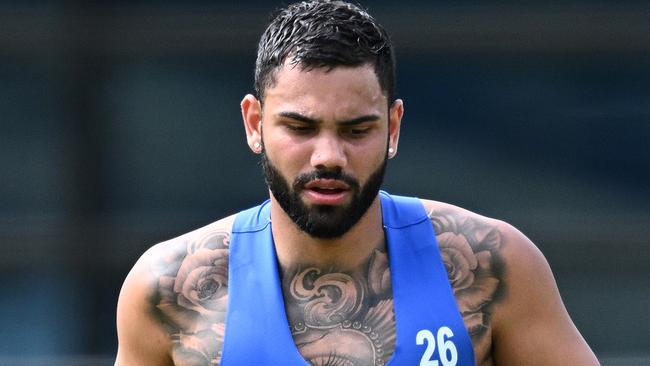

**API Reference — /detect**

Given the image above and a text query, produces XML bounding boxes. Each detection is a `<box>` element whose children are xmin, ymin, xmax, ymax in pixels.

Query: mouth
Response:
<box><xmin>302</xmin><ymin>179</ymin><xmax>351</xmax><ymax>205</ymax></box>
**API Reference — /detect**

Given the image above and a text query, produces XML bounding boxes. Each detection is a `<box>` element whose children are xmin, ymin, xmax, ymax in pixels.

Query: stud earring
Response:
<box><xmin>388</xmin><ymin>147</ymin><xmax>396</xmax><ymax>159</ymax></box>
<box><xmin>253</xmin><ymin>142</ymin><xmax>261</xmax><ymax>153</ymax></box>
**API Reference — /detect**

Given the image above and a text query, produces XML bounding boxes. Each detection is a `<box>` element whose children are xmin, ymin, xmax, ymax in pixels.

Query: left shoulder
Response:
<box><xmin>419</xmin><ymin>198</ymin><xmax>599</xmax><ymax>365</ymax></box>
<box><xmin>420</xmin><ymin>198</ymin><xmax>541</xmax><ymax>268</ymax></box>
<box><xmin>419</xmin><ymin>197</ymin><xmax>556</xmax><ymax>318</ymax></box>
<box><xmin>418</xmin><ymin>199</ymin><xmax>515</xmax><ymax>348</ymax></box>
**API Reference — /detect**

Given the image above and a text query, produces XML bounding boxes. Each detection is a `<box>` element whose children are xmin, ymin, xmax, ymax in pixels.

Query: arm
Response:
<box><xmin>115</xmin><ymin>247</ymin><xmax>174</xmax><ymax>366</ymax></box>
<box><xmin>425</xmin><ymin>200</ymin><xmax>599</xmax><ymax>365</ymax></box>
<box><xmin>115</xmin><ymin>215</ymin><xmax>234</xmax><ymax>366</ymax></box>
<box><xmin>491</xmin><ymin>223</ymin><xmax>600</xmax><ymax>365</ymax></box>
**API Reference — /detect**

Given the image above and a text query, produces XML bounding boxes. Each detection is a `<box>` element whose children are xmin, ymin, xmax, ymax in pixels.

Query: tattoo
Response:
<box><xmin>282</xmin><ymin>249</ymin><xmax>395</xmax><ymax>366</ymax></box>
<box><xmin>151</xmin><ymin>229</ymin><xmax>230</xmax><ymax>366</ymax></box>
<box><xmin>428</xmin><ymin>208</ymin><xmax>504</xmax><ymax>354</ymax></box>
<box><xmin>144</xmin><ymin>208</ymin><xmax>503</xmax><ymax>366</ymax></box>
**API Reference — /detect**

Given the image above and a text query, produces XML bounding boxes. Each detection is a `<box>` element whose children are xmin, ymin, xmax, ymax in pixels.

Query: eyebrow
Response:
<box><xmin>277</xmin><ymin>111</ymin><xmax>381</xmax><ymax>126</ymax></box>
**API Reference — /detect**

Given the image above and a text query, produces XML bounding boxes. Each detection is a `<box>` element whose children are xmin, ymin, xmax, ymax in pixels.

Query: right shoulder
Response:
<box><xmin>115</xmin><ymin>214</ymin><xmax>236</xmax><ymax>366</ymax></box>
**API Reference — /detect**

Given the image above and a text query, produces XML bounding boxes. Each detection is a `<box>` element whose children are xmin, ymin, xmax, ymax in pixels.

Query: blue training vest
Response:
<box><xmin>221</xmin><ymin>191</ymin><xmax>475</xmax><ymax>365</ymax></box>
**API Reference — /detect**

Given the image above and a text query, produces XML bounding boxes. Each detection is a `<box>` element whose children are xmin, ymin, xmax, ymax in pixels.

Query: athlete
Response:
<box><xmin>114</xmin><ymin>1</ymin><xmax>600</xmax><ymax>365</ymax></box>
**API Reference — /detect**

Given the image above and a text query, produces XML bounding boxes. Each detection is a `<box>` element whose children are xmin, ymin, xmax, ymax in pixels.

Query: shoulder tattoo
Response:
<box><xmin>428</xmin><ymin>208</ymin><xmax>505</xmax><ymax>342</ymax></box>
<box><xmin>150</xmin><ymin>229</ymin><xmax>230</xmax><ymax>365</ymax></box>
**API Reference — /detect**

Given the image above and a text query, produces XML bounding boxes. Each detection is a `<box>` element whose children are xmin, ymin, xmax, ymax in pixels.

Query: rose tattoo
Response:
<box><xmin>429</xmin><ymin>209</ymin><xmax>502</xmax><ymax>339</ymax></box>
<box><xmin>152</xmin><ymin>229</ymin><xmax>230</xmax><ymax>365</ymax></box>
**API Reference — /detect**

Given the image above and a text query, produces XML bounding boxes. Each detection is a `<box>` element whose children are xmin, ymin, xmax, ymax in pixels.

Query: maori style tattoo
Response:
<box><xmin>428</xmin><ymin>208</ymin><xmax>504</xmax><ymax>359</ymax></box>
<box><xmin>283</xmin><ymin>249</ymin><xmax>396</xmax><ymax>366</ymax></box>
<box><xmin>152</xmin><ymin>229</ymin><xmax>230</xmax><ymax>366</ymax></box>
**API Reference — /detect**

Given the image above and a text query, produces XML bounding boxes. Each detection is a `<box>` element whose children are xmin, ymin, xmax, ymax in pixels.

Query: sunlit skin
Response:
<box><xmin>241</xmin><ymin>63</ymin><xmax>403</xmax><ymax>271</ymax></box>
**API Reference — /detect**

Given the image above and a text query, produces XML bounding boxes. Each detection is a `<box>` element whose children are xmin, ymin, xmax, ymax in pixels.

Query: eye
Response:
<box><xmin>285</xmin><ymin>124</ymin><xmax>315</xmax><ymax>134</ymax></box>
<box><xmin>344</xmin><ymin>127</ymin><xmax>371</xmax><ymax>138</ymax></box>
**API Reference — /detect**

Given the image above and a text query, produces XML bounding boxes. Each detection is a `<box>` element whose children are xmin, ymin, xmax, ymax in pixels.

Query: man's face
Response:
<box><xmin>257</xmin><ymin>64</ymin><xmax>399</xmax><ymax>239</ymax></box>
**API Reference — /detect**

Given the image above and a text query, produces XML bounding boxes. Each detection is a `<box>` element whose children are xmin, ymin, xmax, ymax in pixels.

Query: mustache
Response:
<box><xmin>293</xmin><ymin>169</ymin><xmax>360</xmax><ymax>191</ymax></box>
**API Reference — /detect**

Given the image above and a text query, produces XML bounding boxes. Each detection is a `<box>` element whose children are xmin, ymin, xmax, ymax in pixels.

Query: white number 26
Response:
<box><xmin>416</xmin><ymin>326</ymin><xmax>458</xmax><ymax>366</ymax></box>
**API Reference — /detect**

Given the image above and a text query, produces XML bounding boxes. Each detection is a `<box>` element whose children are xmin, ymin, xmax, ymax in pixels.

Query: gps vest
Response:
<box><xmin>221</xmin><ymin>191</ymin><xmax>475</xmax><ymax>365</ymax></box>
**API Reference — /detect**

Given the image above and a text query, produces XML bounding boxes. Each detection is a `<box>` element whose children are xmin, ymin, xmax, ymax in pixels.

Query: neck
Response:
<box><xmin>269</xmin><ymin>193</ymin><xmax>385</xmax><ymax>273</ymax></box>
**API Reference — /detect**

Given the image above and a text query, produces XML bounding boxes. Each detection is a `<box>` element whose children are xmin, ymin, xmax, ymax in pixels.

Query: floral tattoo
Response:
<box><xmin>148</xmin><ymin>207</ymin><xmax>504</xmax><ymax>366</ymax></box>
<box><xmin>428</xmin><ymin>208</ymin><xmax>503</xmax><ymax>343</ymax></box>
<box><xmin>152</xmin><ymin>229</ymin><xmax>230</xmax><ymax>366</ymax></box>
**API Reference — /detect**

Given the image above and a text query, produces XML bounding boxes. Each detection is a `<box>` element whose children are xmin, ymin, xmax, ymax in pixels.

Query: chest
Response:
<box><xmin>279</xmin><ymin>265</ymin><xmax>487</xmax><ymax>366</ymax></box>
<box><xmin>281</xmin><ymin>265</ymin><xmax>397</xmax><ymax>365</ymax></box>
<box><xmin>222</xmin><ymin>196</ymin><xmax>476</xmax><ymax>365</ymax></box>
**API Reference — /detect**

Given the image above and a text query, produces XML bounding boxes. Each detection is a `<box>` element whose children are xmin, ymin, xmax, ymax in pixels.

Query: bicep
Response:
<box><xmin>491</xmin><ymin>225</ymin><xmax>599</xmax><ymax>366</ymax></box>
<box><xmin>115</xmin><ymin>259</ymin><xmax>173</xmax><ymax>366</ymax></box>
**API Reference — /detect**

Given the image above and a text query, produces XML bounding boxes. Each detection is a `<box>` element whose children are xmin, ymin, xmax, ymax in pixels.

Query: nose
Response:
<box><xmin>310</xmin><ymin>133</ymin><xmax>347</xmax><ymax>170</ymax></box>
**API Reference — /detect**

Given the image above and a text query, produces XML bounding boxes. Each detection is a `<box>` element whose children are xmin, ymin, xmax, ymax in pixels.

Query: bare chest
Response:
<box><xmin>282</xmin><ymin>252</ymin><xmax>396</xmax><ymax>366</ymax></box>
<box><xmin>281</xmin><ymin>261</ymin><xmax>495</xmax><ymax>366</ymax></box>
<box><xmin>283</xmin><ymin>283</ymin><xmax>494</xmax><ymax>366</ymax></box>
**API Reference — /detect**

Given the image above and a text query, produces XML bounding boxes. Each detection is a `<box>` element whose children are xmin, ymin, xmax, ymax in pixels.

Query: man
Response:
<box><xmin>115</xmin><ymin>1</ymin><xmax>600</xmax><ymax>365</ymax></box>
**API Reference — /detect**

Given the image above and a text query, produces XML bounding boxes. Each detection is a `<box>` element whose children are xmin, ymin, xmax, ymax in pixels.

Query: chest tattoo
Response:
<box><xmin>148</xmin><ymin>209</ymin><xmax>504</xmax><ymax>366</ymax></box>
<box><xmin>283</xmin><ymin>249</ymin><xmax>395</xmax><ymax>366</ymax></box>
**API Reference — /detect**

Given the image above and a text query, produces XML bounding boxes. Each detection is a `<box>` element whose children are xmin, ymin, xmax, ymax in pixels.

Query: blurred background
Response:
<box><xmin>0</xmin><ymin>0</ymin><xmax>648</xmax><ymax>365</ymax></box>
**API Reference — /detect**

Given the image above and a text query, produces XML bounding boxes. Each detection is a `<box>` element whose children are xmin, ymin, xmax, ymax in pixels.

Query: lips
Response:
<box><xmin>302</xmin><ymin>179</ymin><xmax>350</xmax><ymax>205</ymax></box>
<box><xmin>304</xmin><ymin>179</ymin><xmax>349</xmax><ymax>191</ymax></box>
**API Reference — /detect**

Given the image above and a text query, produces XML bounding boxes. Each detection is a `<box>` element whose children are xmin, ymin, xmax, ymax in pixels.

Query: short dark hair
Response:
<box><xmin>254</xmin><ymin>0</ymin><xmax>396</xmax><ymax>103</ymax></box>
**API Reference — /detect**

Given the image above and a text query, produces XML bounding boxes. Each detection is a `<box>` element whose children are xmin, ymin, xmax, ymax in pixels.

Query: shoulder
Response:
<box><xmin>125</xmin><ymin>213</ymin><xmax>236</xmax><ymax>294</ymax></box>
<box><xmin>140</xmin><ymin>213</ymin><xmax>236</xmax><ymax>314</ymax></box>
<box><xmin>419</xmin><ymin>199</ymin><xmax>599</xmax><ymax>365</ymax></box>
<box><xmin>419</xmin><ymin>199</ymin><xmax>534</xmax><ymax>361</ymax></box>
<box><xmin>144</xmin><ymin>213</ymin><xmax>236</xmax><ymax>282</ymax></box>
<box><xmin>419</xmin><ymin>199</ymin><xmax>513</xmax><ymax>339</ymax></box>
<box><xmin>419</xmin><ymin>198</ymin><xmax>548</xmax><ymax>314</ymax></box>
<box><xmin>115</xmin><ymin>214</ymin><xmax>236</xmax><ymax>366</ymax></box>
<box><xmin>420</xmin><ymin>198</ymin><xmax>541</xmax><ymax>271</ymax></box>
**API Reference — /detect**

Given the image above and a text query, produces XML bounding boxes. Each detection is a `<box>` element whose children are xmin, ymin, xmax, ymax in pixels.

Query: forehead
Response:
<box><xmin>263</xmin><ymin>63</ymin><xmax>387</xmax><ymax>120</ymax></box>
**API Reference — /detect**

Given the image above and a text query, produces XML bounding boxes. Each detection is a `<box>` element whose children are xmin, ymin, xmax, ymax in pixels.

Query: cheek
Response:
<box><xmin>264</xmin><ymin>135</ymin><xmax>310</xmax><ymax>173</ymax></box>
<box><xmin>349</xmin><ymin>139</ymin><xmax>387</xmax><ymax>174</ymax></box>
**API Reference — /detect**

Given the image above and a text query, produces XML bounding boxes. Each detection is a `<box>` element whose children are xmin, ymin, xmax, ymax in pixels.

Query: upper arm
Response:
<box><xmin>491</xmin><ymin>224</ymin><xmax>599</xmax><ymax>365</ymax></box>
<box><xmin>115</xmin><ymin>214</ymin><xmax>235</xmax><ymax>366</ymax></box>
<box><xmin>115</xmin><ymin>247</ymin><xmax>173</xmax><ymax>366</ymax></box>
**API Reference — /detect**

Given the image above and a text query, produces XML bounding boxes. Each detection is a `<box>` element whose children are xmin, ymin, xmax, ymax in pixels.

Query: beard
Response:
<box><xmin>261</xmin><ymin>151</ymin><xmax>387</xmax><ymax>239</ymax></box>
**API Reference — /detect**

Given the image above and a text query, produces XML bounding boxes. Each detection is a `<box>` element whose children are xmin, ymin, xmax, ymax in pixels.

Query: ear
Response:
<box><xmin>388</xmin><ymin>99</ymin><xmax>404</xmax><ymax>158</ymax></box>
<box><xmin>241</xmin><ymin>94</ymin><xmax>263</xmax><ymax>153</ymax></box>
